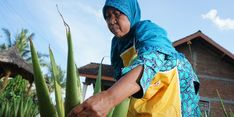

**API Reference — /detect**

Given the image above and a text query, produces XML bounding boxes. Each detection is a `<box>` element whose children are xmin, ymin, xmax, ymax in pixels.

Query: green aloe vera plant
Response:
<box><xmin>111</xmin><ymin>98</ymin><xmax>130</xmax><ymax>117</ymax></box>
<box><xmin>216</xmin><ymin>89</ymin><xmax>234</xmax><ymax>117</ymax></box>
<box><xmin>30</xmin><ymin>39</ymin><xmax>58</xmax><ymax>117</ymax></box>
<box><xmin>30</xmin><ymin>6</ymin><xmax>130</xmax><ymax>117</ymax></box>
<box><xmin>57</xmin><ymin>9</ymin><xmax>82</xmax><ymax>116</ymax></box>
<box><xmin>216</xmin><ymin>89</ymin><xmax>228</xmax><ymax>117</ymax></box>
<box><xmin>29</xmin><ymin>7</ymin><xmax>82</xmax><ymax>117</ymax></box>
<box><xmin>92</xmin><ymin>57</ymin><xmax>114</xmax><ymax>117</ymax></box>
<box><xmin>49</xmin><ymin>47</ymin><xmax>65</xmax><ymax>117</ymax></box>
<box><xmin>93</xmin><ymin>57</ymin><xmax>130</xmax><ymax>117</ymax></box>
<box><xmin>93</xmin><ymin>57</ymin><xmax>105</xmax><ymax>95</ymax></box>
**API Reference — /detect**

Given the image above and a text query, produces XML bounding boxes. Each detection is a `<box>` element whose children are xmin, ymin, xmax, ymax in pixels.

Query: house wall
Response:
<box><xmin>175</xmin><ymin>39</ymin><xmax>234</xmax><ymax>117</ymax></box>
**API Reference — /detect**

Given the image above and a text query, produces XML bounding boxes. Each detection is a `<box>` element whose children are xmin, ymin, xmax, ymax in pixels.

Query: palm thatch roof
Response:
<box><xmin>0</xmin><ymin>46</ymin><xmax>34</xmax><ymax>83</ymax></box>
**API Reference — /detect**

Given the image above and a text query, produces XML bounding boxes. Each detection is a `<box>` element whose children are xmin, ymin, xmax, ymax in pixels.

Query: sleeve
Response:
<box><xmin>121</xmin><ymin>50</ymin><xmax>166</xmax><ymax>98</ymax></box>
<box><xmin>121</xmin><ymin>21</ymin><xmax>176</xmax><ymax>98</ymax></box>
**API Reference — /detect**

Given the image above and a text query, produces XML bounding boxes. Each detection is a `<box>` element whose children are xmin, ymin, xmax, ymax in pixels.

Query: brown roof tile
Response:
<box><xmin>173</xmin><ymin>30</ymin><xmax>234</xmax><ymax>61</ymax></box>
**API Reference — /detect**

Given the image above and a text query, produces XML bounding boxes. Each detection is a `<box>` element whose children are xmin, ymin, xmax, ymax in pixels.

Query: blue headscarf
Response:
<box><xmin>103</xmin><ymin>0</ymin><xmax>177</xmax><ymax>80</ymax></box>
<box><xmin>103</xmin><ymin>0</ymin><xmax>141</xmax><ymax>27</ymax></box>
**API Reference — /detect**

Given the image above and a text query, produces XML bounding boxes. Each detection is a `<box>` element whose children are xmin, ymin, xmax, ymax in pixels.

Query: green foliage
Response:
<box><xmin>30</xmin><ymin>39</ymin><xmax>58</xmax><ymax>117</ymax></box>
<box><xmin>48</xmin><ymin>65</ymin><xmax>66</xmax><ymax>87</ymax></box>
<box><xmin>93</xmin><ymin>57</ymin><xmax>105</xmax><ymax>95</ymax></box>
<box><xmin>230</xmin><ymin>109</ymin><xmax>234</xmax><ymax>117</ymax></box>
<box><xmin>0</xmin><ymin>28</ymin><xmax>33</xmax><ymax>59</ymax></box>
<box><xmin>0</xmin><ymin>75</ymin><xmax>39</xmax><ymax>117</ymax></box>
<box><xmin>0</xmin><ymin>28</ymin><xmax>48</xmax><ymax>66</ymax></box>
<box><xmin>111</xmin><ymin>98</ymin><xmax>130</xmax><ymax>117</ymax></box>
<box><xmin>29</xmin><ymin>7</ymin><xmax>83</xmax><ymax>117</ymax></box>
<box><xmin>93</xmin><ymin>57</ymin><xmax>130</xmax><ymax>117</ymax></box>
<box><xmin>216</xmin><ymin>89</ymin><xmax>228</xmax><ymax>117</ymax></box>
<box><xmin>0</xmin><ymin>28</ymin><xmax>13</xmax><ymax>50</ymax></box>
<box><xmin>49</xmin><ymin>47</ymin><xmax>65</xmax><ymax>117</ymax></box>
<box><xmin>0</xmin><ymin>75</ymin><xmax>27</xmax><ymax>102</ymax></box>
<box><xmin>30</xmin><ymin>7</ymin><xmax>129</xmax><ymax>117</ymax></box>
<box><xmin>44</xmin><ymin>64</ymin><xmax>66</xmax><ymax>93</ymax></box>
<box><xmin>56</xmin><ymin>8</ymin><xmax>82</xmax><ymax>116</ymax></box>
<box><xmin>216</xmin><ymin>89</ymin><xmax>234</xmax><ymax>117</ymax></box>
<box><xmin>64</xmin><ymin>18</ymin><xmax>82</xmax><ymax>117</ymax></box>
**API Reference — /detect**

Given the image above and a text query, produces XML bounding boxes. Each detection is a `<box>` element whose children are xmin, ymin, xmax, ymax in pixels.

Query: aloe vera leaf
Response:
<box><xmin>93</xmin><ymin>57</ymin><xmax>105</xmax><ymax>95</ymax></box>
<box><xmin>216</xmin><ymin>89</ymin><xmax>228</xmax><ymax>117</ymax></box>
<box><xmin>56</xmin><ymin>7</ymin><xmax>81</xmax><ymax>116</ymax></box>
<box><xmin>49</xmin><ymin>47</ymin><xmax>65</xmax><ymax>117</ymax></box>
<box><xmin>111</xmin><ymin>98</ymin><xmax>130</xmax><ymax>117</ymax></box>
<box><xmin>30</xmin><ymin>39</ymin><xmax>57</xmax><ymax>117</ymax></box>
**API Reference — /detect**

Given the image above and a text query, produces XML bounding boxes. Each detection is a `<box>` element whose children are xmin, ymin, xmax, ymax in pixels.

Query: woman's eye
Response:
<box><xmin>114</xmin><ymin>12</ymin><xmax>121</xmax><ymax>17</ymax></box>
<box><xmin>105</xmin><ymin>14</ymin><xmax>110</xmax><ymax>19</ymax></box>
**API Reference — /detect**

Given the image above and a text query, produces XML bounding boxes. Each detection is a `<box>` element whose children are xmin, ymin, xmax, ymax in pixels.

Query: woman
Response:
<box><xmin>68</xmin><ymin>0</ymin><xmax>200</xmax><ymax>116</ymax></box>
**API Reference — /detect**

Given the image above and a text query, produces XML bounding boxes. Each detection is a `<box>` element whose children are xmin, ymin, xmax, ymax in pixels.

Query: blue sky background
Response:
<box><xmin>1</xmin><ymin>0</ymin><xmax>234</xmax><ymax>98</ymax></box>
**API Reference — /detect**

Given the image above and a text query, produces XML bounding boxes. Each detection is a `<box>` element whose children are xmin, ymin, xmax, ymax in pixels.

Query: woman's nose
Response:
<box><xmin>108</xmin><ymin>16</ymin><xmax>117</xmax><ymax>25</ymax></box>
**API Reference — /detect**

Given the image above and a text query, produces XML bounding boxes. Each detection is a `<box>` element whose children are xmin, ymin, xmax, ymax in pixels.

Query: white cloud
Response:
<box><xmin>202</xmin><ymin>9</ymin><xmax>234</xmax><ymax>30</ymax></box>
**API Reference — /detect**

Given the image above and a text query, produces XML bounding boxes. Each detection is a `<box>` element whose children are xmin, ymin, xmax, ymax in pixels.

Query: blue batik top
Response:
<box><xmin>103</xmin><ymin>0</ymin><xmax>200</xmax><ymax>116</ymax></box>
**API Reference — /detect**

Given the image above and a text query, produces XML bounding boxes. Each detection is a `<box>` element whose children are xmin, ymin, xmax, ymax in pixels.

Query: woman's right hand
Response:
<box><xmin>67</xmin><ymin>91</ymin><xmax>113</xmax><ymax>117</ymax></box>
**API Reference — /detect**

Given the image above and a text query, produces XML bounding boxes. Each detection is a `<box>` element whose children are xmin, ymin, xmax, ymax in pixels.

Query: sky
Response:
<box><xmin>0</xmin><ymin>0</ymin><xmax>234</xmax><ymax>98</ymax></box>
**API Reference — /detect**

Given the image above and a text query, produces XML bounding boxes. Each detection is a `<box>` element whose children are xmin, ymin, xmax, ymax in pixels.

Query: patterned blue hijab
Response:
<box><xmin>103</xmin><ymin>0</ymin><xmax>141</xmax><ymax>28</ymax></box>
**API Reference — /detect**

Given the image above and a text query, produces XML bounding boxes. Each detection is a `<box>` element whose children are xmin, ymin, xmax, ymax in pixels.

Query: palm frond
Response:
<box><xmin>1</xmin><ymin>28</ymin><xmax>12</xmax><ymax>47</ymax></box>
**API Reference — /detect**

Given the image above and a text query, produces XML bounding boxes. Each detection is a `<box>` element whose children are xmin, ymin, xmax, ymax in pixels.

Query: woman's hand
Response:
<box><xmin>68</xmin><ymin>91</ymin><xmax>113</xmax><ymax>117</ymax></box>
<box><xmin>68</xmin><ymin>65</ymin><xmax>143</xmax><ymax>117</ymax></box>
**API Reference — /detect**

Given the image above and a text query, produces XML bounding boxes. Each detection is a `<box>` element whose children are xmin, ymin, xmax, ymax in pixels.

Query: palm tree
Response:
<box><xmin>15</xmin><ymin>29</ymin><xmax>34</xmax><ymax>61</ymax></box>
<box><xmin>0</xmin><ymin>28</ymin><xmax>48</xmax><ymax>66</ymax></box>
<box><xmin>0</xmin><ymin>28</ymin><xmax>48</xmax><ymax>91</ymax></box>
<box><xmin>0</xmin><ymin>28</ymin><xmax>13</xmax><ymax>50</ymax></box>
<box><xmin>45</xmin><ymin>64</ymin><xmax>66</xmax><ymax>92</ymax></box>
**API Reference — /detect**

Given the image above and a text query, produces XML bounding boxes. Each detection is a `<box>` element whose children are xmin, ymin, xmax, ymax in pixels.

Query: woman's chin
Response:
<box><xmin>115</xmin><ymin>35</ymin><xmax>122</xmax><ymax>38</ymax></box>
<box><xmin>114</xmin><ymin>33</ymin><xmax>123</xmax><ymax>38</ymax></box>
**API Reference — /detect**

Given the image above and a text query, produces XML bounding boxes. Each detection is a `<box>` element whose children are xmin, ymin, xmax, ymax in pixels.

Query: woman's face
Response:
<box><xmin>105</xmin><ymin>7</ymin><xmax>130</xmax><ymax>38</ymax></box>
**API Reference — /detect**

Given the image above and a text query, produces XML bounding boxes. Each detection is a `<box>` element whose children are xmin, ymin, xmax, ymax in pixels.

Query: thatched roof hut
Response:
<box><xmin>0</xmin><ymin>46</ymin><xmax>34</xmax><ymax>83</ymax></box>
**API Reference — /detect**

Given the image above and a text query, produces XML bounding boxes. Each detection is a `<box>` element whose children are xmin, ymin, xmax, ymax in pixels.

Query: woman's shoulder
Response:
<box><xmin>132</xmin><ymin>20</ymin><xmax>178</xmax><ymax>57</ymax></box>
<box><xmin>134</xmin><ymin>20</ymin><xmax>155</xmax><ymax>28</ymax></box>
<box><xmin>134</xmin><ymin>20</ymin><xmax>167</xmax><ymax>35</ymax></box>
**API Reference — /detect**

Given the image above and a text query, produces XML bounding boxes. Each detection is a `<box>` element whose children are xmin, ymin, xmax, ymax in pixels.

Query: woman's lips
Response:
<box><xmin>110</xmin><ymin>25</ymin><xmax>120</xmax><ymax>34</ymax></box>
